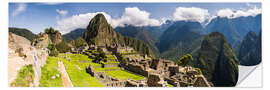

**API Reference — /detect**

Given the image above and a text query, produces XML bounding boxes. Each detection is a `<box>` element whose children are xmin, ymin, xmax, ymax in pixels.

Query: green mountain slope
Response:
<box><xmin>9</xmin><ymin>27</ymin><xmax>37</xmax><ymax>42</ymax></box>
<box><xmin>197</xmin><ymin>32</ymin><xmax>239</xmax><ymax>87</ymax></box>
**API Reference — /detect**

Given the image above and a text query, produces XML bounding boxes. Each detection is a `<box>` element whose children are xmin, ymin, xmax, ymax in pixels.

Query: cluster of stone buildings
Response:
<box><xmin>85</xmin><ymin>46</ymin><xmax>212</xmax><ymax>87</ymax></box>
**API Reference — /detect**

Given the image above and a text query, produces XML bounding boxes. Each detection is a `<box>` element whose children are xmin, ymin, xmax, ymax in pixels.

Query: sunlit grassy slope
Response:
<box><xmin>60</xmin><ymin>54</ymin><xmax>104</xmax><ymax>87</ymax></box>
<box><xmin>39</xmin><ymin>56</ymin><xmax>63</xmax><ymax>87</ymax></box>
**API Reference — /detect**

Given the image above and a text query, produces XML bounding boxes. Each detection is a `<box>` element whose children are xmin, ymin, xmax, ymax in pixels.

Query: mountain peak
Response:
<box><xmin>91</xmin><ymin>13</ymin><xmax>108</xmax><ymax>24</ymax></box>
<box><xmin>197</xmin><ymin>32</ymin><xmax>239</xmax><ymax>86</ymax></box>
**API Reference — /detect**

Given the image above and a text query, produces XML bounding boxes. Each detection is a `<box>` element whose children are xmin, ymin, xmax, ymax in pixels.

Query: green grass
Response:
<box><xmin>101</xmin><ymin>61</ymin><xmax>119</xmax><ymax>64</ymax></box>
<box><xmin>60</xmin><ymin>54</ymin><xmax>104</xmax><ymax>87</ymax></box>
<box><xmin>10</xmin><ymin>65</ymin><xmax>35</xmax><ymax>87</ymax></box>
<box><xmin>60</xmin><ymin>53</ymin><xmax>145</xmax><ymax>86</ymax></box>
<box><xmin>168</xmin><ymin>84</ymin><xmax>174</xmax><ymax>87</ymax></box>
<box><xmin>105</xmin><ymin>69</ymin><xmax>144</xmax><ymax>80</ymax></box>
<box><xmin>39</xmin><ymin>56</ymin><xmax>63</xmax><ymax>87</ymax></box>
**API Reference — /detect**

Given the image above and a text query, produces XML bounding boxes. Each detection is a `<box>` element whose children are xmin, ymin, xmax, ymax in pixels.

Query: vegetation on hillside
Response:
<box><xmin>56</xmin><ymin>40</ymin><xmax>71</xmax><ymax>53</ymax></box>
<box><xmin>70</xmin><ymin>37</ymin><xmax>88</xmax><ymax>49</ymax></box>
<box><xmin>63</xmin><ymin>28</ymin><xmax>85</xmax><ymax>42</ymax></box>
<box><xmin>177</xmin><ymin>54</ymin><xmax>193</xmax><ymax>67</ymax></box>
<box><xmin>9</xmin><ymin>27</ymin><xmax>37</xmax><ymax>42</ymax></box>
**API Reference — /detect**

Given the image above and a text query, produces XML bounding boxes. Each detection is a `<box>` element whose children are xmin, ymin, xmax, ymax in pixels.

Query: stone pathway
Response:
<box><xmin>58</xmin><ymin>60</ymin><xmax>73</xmax><ymax>87</ymax></box>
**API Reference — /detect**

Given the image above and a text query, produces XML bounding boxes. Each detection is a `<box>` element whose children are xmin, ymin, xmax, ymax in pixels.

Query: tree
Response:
<box><xmin>47</xmin><ymin>44</ymin><xmax>59</xmax><ymax>56</ymax></box>
<box><xmin>74</xmin><ymin>37</ymin><xmax>88</xmax><ymax>48</ymax></box>
<box><xmin>55</xmin><ymin>40</ymin><xmax>71</xmax><ymax>53</ymax></box>
<box><xmin>177</xmin><ymin>54</ymin><xmax>193</xmax><ymax>67</ymax></box>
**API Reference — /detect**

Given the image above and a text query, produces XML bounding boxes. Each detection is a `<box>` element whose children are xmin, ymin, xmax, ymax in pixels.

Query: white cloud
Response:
<box><xmin>173</xmin><ymin>7</ymin><xmax>210</xmax><ymax>23</ymax></box>
<box><xmin>113</xmin><ymin>7</ymin><xmax>162</xmax><ymax>27</ymax></box>
<box><xmin>12</xmin><ymin>3</ymin><xmax>27</xmax><ymax>16</ymax></box>
<box><xmin>56</xmin><ymin>12</ymin><xmax>113</xmax><ymax>34</ymax></box>
<box><xmin>216</xmin><ymin>7</ymin><xmax>261</xmax><ymax>19</ymax></box>
<box><xmin>56</xmin><ymin>9</ymin><xmax>68</xmax><ymax>16</ymax></box>
<box><xmin>56</xmin><ymin>7</ymin><xmax>162</xmax><ymax>34</ymax></box>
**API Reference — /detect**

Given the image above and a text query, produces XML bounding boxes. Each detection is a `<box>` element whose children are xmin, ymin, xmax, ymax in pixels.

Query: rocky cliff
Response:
<box><xmin>238</xmin><ymin>31</ymin><xmax>262</xmax><ymax>66</ymax></box>
<box><xmin>83</xmin><ymin>14</ymin><xmax>153</xmax><ymax>56</ymax></box>
<box><xmin>8</xmin><ymin>32</ymin><xmax>49</xmax><ymax>86</ymax></box>
<box><xmin>197</xmin><ymin>32</ymin><xmax>239</xmax><ymax>86</ymax></box>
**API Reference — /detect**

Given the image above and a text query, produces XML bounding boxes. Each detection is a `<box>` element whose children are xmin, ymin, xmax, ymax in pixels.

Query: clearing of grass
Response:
<box><xmin>10</xmin><ymin>64</ymin><xmax>35</xmax><ymax>87</ymax></box>
<box><xmin>105</xmin><ymin>69</ymin><xmax>144</xmax><ymax>80</ymax></box>
<box><xmin>60</xmin><ymin>54</ymin><xmax>104</xmax><ymax>87</ymax></box>
<box><xmin>39</xmin><ymin>56</ymin><xmax>63</xmax><ymax>87</ymax></box>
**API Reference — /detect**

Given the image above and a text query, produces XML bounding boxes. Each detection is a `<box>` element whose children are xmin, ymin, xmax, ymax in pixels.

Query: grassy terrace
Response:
<box><xmin>61</xmin><ymin>53</ymin><xmax>144</xmax><ymax>83</ymax></box>
<box><xmin>105</xmin><ymin>69</ymin><xmax>144</xmax><ymax>80</ymax></box>
<box><xmin>39</xmin><ymin>56</ymin><xmax>63</xmax><ymax>87</ymax></box>
<box><xmin>100</xmin><ymin>61</ymin><xmax>119</xmax><ymax>64</ymax></box>
<box><xmin>10</xmin><ymin>65</ymin><xmax>35</xmax><ymax>87</ymax></box>
<box><xmin>59</xmin><ymin>54</ymin><xmax>104</xmax><ymax>87</ymax></box>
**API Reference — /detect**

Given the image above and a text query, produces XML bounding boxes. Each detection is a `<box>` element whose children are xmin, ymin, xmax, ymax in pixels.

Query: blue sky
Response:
<box><xmin>9</xmin><ymin>3</ymin><xmax>261</xmax><ymax>34</ymax></box>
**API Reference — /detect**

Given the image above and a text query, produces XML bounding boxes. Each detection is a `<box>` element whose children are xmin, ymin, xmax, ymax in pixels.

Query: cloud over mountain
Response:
<box><xmin>112</xmin><ymin>7</ymin><xmax>162</xmax><ymax>27</ymax></box>
<box><xmin>56</xmin><ymin>12</ymin><xmax>113</xmax><ymax>34</ymax></box>
<box><xmin>216</xmin><ymin>7</ymin><xmax>261</xmax><ymax>19</ymax></box>
<box><xmin>173</xmin><ymin>7</ymin><xmax>210</xmax><ymax>23</ymax></box>
<box><xmin>56</xmin><ymin>7</ymin><xmax>162</xmax><ymax>34</ymax></box>
<box><xmin>56</xmin><ymin>6</ymin><xmax>261</xmax><ymax>34</ymax></box>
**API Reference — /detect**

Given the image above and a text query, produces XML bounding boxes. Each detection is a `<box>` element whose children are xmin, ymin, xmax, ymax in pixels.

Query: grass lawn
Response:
<box><xmin>105</xmin><ymin>70</ymin><xmax>144</xmax><ymax>80</ymax></box>
<box><xmin>39</xmin><ymin>56</ymin><xmax>63</xmax><ymax>87</ymax></box>
<box><xmin>10</xmin><ymin>65</ymin><xmax>35</xmax><ymax>87</ymax></box>
<box><xmin>60</xmin><ymin>54</ymin><xmax>104</xmax><ymax>87</ymax></box>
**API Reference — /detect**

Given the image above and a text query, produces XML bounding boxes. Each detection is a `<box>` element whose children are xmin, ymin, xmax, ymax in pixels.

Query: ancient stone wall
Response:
<box><xmin>125</xmin><ymin>64</ymin><xmax>149</xmax><ymax>77</ymax></box>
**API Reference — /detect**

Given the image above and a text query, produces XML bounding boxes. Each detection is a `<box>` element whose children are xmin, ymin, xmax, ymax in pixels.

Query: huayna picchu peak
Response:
<box><xmin>83</xmin><ymin>13</ymin><xmax>153</xmax><ymax>56</ymax></box>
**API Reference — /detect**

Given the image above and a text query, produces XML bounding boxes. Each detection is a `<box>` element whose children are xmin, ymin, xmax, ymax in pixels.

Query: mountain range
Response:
<box><xmin>8</xmin><ymin>13</ymin><xmax>262</xmax><ymax>87</ymax></box>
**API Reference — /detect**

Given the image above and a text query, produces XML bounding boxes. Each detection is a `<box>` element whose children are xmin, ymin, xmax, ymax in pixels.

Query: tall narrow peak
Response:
<box><xmin>197</xmin><ymin>32</ymin><xmax>239</xmax><ymax>87</ymax></box>
<box><xmin>83</xmin><ymin>13</ymin><xmax>153</xmax><ymax>56</ymax></box>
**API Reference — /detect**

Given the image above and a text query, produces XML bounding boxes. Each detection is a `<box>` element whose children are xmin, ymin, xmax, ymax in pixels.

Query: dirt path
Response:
<box><xmin>58</xmin><ymin>59</ymin><xmax>73</xmax><ymax>87</ymax></box>
<box><xmin>8</xmin><ymin>55</ymin><xmax>25</xmax><ymax>86</ymax></box>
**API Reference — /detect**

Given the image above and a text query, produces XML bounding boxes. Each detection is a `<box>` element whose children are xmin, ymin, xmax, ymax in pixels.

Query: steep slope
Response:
<box><xmin>197</xmin><ymin>32</ymin><xmax>239</xmax><ymax>87</ymax></box>
<box><xmin>205</xmin><ymin>14</ymin><xmax>262</xmax><ymax>48</ymax></box>
<box><xmin>9</xmin><ymin>27</ymin><xmax>37</xmax><ymax>42</ymax></box>
<box><xmin>115</xmin><ymin>25</ymin><xmax>159</xmax><ymax>55</ymax></box>
<box><xmin>63</xmin><ymin>28</ymin><xmax>86</xmax><ymax>42</ymax></box>
<box><xmin>157</xmin><ymin>21</ymin><xmax>204</xmax><ymax>60</ymax></box>
<box><xmin>238</xmin><ymin>31</ymin><xmax>262</xmax><ymax>66</ymax></box>
<box><xmin>83</xmin><ymin>14</ymin><xmax>153</xmax><ymax>56</ymax></box>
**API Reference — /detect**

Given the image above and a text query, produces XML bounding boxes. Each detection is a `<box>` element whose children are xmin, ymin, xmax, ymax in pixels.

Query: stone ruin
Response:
<box><xmin>86</xmin><ymin>65</ymin><xmax>126</xmax><ymax>87</ymax></box>
<box><xmin>84</xmin><ymin>46</ymin><xmax>212</xmax><ymax>87</ymax></box>
<box><xmin>123</xmin><ymin>57</ymin><xmax>212</xmax><ymax>87</ymax></box>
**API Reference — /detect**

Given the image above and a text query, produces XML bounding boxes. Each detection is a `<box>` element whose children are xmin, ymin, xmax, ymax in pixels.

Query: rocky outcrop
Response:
<box><xmin>32</xmin><ymin>32</ymin><xmax>51</xmax><ymax>49</ymax></box>
<box><xmin>83</xmin><ymin>14</ymin><xmax>153</xmax><ymax>56</ymax></box>
<box><xmin>8</xmin><ymin>32</ymin><xmax>49</xmax><ymax>86</ymax></box>
<box><xmin>197</xmin><ymin>32</ymin><xmax>239</xmax><ymax>86</ymax></box>
<box><xmin>238</xmin><ymin>31</ymin><xmax>262</xmax><ymax>66</ymax></box>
